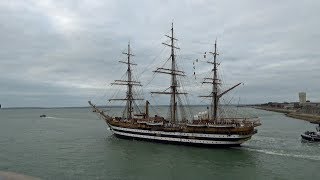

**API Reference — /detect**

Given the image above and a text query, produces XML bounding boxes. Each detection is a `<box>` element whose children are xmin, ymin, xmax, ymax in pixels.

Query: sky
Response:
<box><xmin>0</xmin><ymin>0</ymin><xmax>319</xmax><ymax>107</ymax></box>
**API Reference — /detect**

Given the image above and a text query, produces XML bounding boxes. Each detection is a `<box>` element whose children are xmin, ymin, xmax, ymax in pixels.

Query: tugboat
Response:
<box><xmin>301</xmin><ymin>123</ymin><xmax>320</xmax><ymax>142</ymax></box>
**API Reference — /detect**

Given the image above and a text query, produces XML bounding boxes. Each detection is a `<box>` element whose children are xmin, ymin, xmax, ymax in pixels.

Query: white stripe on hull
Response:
<box><xmin>112</xmin><ymin>130</ymin><xmax>247</xmax><ymax>145</ymax></box>
<box><xmin>110</xmin><ymin>125</ymin><xmax>252</xmax><ymax>139</ymax></box>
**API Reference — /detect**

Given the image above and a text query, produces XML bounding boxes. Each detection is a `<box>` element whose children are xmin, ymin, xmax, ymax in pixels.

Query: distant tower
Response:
<box><xmin>299</xmin><ymin>92</ymin><xmax>306</xmax><ymax>104</ymax></box>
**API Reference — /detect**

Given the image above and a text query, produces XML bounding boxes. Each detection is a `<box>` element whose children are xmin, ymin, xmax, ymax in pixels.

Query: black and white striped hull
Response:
<box><xmin>109</xmin><ymin>125</ymin><xmax>253</xmax><ymax>147</ymax></box>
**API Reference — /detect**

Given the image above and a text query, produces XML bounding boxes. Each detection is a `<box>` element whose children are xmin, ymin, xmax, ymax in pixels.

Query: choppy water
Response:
<box><xmin>0</xmin><ymin>107</ymin><xmax>319</xmax><ymax>180</ymax></box>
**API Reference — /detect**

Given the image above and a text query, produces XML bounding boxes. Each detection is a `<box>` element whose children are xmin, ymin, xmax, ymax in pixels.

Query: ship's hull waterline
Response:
<box><xmin>109</xmin><ymin>125</ymin><xmax>254</xmax><ymax>147</ymax></box>
<box><xmin>88</xmin><ymin>102</ymin><xmax>260</xmax><ymax>147</ymax></box>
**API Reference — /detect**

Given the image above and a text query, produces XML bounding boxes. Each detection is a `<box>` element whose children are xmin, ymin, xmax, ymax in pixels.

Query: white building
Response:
<box><xmin>299</xmin><ymin>92</ymin><xmax>306</xmax><ymax>104</ymax></box>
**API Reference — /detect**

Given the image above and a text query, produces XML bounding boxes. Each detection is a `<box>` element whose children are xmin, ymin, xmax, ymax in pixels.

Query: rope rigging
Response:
<box><xmin>89</xmin><ymin>24</ymin><xmax>257</xmax><ymax>122</ymax></box>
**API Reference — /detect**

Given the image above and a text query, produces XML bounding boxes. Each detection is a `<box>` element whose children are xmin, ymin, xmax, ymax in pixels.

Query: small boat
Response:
<box><xmin>40</xmin><ymin>114</ymin><xmax>46</xmax><ymax>118</ymax></box>
<box><xmin>301</xmin><ymin>123</ymin><xmax>320</xmax><ymax>141</ymax></box>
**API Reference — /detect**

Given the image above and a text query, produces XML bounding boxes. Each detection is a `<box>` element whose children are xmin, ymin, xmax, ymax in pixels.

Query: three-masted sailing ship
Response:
<box><xmin>89</xmin><ymin>23</ymin><xmax>261</xmax><ymax>147</ymax></box>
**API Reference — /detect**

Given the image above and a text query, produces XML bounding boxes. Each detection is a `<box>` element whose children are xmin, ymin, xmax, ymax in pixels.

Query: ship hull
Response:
<box><xmin>109</xmin><ymin>125</ymin><xmax>253</xmax><ymax>147</ymax></box>
<box><xmin>114</xmin><ymin>133</ymin><xmax>241</xmax><ymax>147</ymax></box>
<box><xmin>87</xmin><ymin>101</ymin><xmax>259</xmax><ymax>147</ymax></box>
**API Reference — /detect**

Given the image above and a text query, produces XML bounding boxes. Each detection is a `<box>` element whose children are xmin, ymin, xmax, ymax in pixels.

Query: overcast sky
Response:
<box><xmin>0</xmin><ymin>0</ymin><xmax>319</xmax><ymax>107</ymax></box>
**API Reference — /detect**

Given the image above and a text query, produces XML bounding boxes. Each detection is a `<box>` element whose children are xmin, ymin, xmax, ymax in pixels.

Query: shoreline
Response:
<box><xmin>254</xmin><ymin>106</ymin><xmax>294</xmax><ymax>114</ymax></box>
<box><xmin>285</xmin><ymin>112</ymin><xmax>320</xmax><ymax>123</ymax></box>
<box><xmin>254</xmin><ymin>106</ymin><xmax>320</xmax><ymax>124</ymax></box>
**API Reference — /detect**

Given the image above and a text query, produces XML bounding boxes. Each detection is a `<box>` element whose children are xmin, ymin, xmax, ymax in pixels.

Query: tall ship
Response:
<box><xmin>89</xmin><ymin>24</ymin><xmax>261</xmax><ymax>147</ymax></box>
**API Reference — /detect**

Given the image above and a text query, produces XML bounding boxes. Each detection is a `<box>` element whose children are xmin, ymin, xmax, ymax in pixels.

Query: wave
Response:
<box><xmin>44</xmin><ymin>116</ymin><xmax>78</xmax><ymax>120</ymax></box>
<box><xmin>45</xmin><ymin>116</ymin><xmax>64</xmax><ymax>120</ymax></box>
<box><xmin>0</xmin><ymin>171</ymin><xmax>40</xmax><ymax>180</ymax></box>
<box><xmin>252</xmin><ymin>136</ymin><xmax>280</xmax><ymax>142</ymax></box>
<box><xmin>242</xmin><ymin>147</ymin><xmax>320</xmax><ymax>161</ymax></box>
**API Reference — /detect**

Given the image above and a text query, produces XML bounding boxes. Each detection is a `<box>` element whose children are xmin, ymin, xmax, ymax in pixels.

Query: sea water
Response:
<box><xmin>0</xmin><ymin>107</ymin><xmax>319</xmax><ymax>179</ymax></box>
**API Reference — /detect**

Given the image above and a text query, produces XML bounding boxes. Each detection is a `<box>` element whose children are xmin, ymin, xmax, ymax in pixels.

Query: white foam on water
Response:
<box><xmin>44</xmin><ymin>116</ymin><xmax>77</xmax><ymax>121</ymax></box>
<box><xmin>242</xmin><ymin>147</ymin><xmax>320</xmax><ymax>161</ymax></box>
<box><xmin>45</xmin><ymin>116</ymin><xmax>63</xmax><ymax>119</ymax></box>
<box><xmin>252</xmin><ymin>136</ymin><xmax>280</xmax><ymax>142</ymax></box>
<box><xmin>0</xmin><ymin>171</ymin><xmax>40</xmax><ymax>180</ymax></box>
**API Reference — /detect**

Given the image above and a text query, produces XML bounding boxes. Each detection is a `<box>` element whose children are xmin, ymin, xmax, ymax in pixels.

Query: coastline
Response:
<box><xmin>254</xmin><ymin>106</ymin><xmax>320</xmax><ymax>124</ymax></box>
<box><xmin>285</xmin><ymin>112</ymin><xmax>320</xmax><ymax>123</ymax></box>
<box><xmin>254</xmin><ymin>106</ymin><xmax>294</xmax><ymax>114</ymax></box>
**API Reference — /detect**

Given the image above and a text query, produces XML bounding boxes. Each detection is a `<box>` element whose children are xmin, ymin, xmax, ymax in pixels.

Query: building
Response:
<box><xmin>298</xmin><ymin>105</ymin><xmax>320</xmax><ymax>115</ymax></box>
<box><xmin>299</xmin><ymin>92</ymin><xmax>306</xmax><ymax>104</ymax></box>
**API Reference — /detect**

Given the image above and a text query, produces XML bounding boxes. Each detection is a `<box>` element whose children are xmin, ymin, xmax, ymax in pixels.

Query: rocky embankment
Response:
<box><xmin>254</xmin><ymin>106</ymin><xmax>320</xmax><ymax>123</ymax></box>
<box><xmin>254</xmin><ymin>106</ymin><xmax>294</xmax><ymax>113</ymax></box>
<box><xmin>285</xmin><ymin>112</ymin><xmax>320</xmax><ymax>123</ymax></box>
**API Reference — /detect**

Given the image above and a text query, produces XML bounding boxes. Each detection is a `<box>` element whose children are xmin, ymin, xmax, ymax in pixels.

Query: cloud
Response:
<box><xmin>0</xmin><ymin>0</ymin><xmax>319</xmax><ymax>107</ymax></box>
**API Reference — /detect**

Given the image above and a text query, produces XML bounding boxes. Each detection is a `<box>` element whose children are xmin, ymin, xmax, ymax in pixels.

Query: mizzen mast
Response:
<box><xmin>109</xmin><ymin>42</ymin><xmax>143</xmax><ymax>119</ymax></box>
<box><xmin>151</xmin><ymin>23</ymin><xmax>187</xmax><ymax>123</ymax></box>
<box><xmin>211</xmin><ymin>40</ymin><xmax>219</xmax><ymax>121</ymax></box>
<box><xmin>200</xmin><ymin>40</ymin><xmax>241</xmax><ymax>121</ymax></box>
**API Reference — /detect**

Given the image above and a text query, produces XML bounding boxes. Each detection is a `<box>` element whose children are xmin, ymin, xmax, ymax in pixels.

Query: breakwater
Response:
<box><xmin>254</xmin><ymin>106</ymin><xmax>320</xmax><ymax>123</ymax></box>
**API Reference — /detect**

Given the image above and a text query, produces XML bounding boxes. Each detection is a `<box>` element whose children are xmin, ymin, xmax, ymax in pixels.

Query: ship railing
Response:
<box><xmin>206</xmin><ymin>117</ymin><xmax>261</xmax><ymax>127</ymax></box>
<box><xmin>164</xmin><ymin>123</ymin><xmax>185</xmax><ymax>128</ymax></box>
<box><xmin>139</xmin><ymin>117</ymin><xmax>261</xmax><ymax>128</ymax></box>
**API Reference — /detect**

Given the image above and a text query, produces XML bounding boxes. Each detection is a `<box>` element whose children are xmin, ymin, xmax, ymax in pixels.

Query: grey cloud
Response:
<box><xmin>0</xmin><ymin>0</ymin><xmax>319</xmax><ymax>107</ymax></box>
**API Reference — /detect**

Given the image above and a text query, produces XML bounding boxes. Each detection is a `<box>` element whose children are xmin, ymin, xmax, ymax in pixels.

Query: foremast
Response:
<box><xmin>151</xmin><ymin>23</ymin><xmax>187</xmax><ymax>123</ymax></box>
<box><xmin>109</xmin><ymin>42</ymin><xmax>143</xmax><ymax>119</ymax></box>
<box><xmin>200</xmin><ymin>40</ymin><xmax>241</xmax><ymax>121</ymax></box>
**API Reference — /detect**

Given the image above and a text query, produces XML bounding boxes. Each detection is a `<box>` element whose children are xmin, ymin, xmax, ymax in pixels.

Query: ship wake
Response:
<box><xmin>242</xmin><ymin>147</ymin><xmax>320</xmax><ymax>161</ymax></box>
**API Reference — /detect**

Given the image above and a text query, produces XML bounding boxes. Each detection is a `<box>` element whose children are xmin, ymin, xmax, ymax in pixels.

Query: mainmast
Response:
<box><xmin>151</xmin><ymin>23</ymin><xmax>187</xmax><ymax>123</ymax></box>
<box><xmin>109</xmin><ymin>42</ymin><xmax>143</xmax><ymax>119</ymax></box>
<box><xmin>200</xmin><ymin>40</ymin><xmax>241</xmax><ymax>121</ymax></box>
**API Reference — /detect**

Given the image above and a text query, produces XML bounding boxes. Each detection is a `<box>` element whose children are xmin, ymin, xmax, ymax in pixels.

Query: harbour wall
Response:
<box><xmin>254</xmin><ymin>106</ymin><xmax>320</xmax><ymax>123</ymax></box>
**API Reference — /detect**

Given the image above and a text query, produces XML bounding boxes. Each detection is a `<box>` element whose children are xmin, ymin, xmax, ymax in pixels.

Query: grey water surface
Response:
<box><xmin>0</xmin><ymin>107</ymin><xmax>319</xmax><ymax>180</ymax></box>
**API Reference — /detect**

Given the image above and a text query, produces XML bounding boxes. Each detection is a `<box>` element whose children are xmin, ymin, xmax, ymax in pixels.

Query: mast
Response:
<box><xmin>170</xmin><ymin>23</ymin><xmax>177</xmax><ymax>123</ymax></box>
<box><xmin>151</xmin><ymin>23</ymin><xmax>187</xmax><ymax>123</ymax></box>
<box><xmin>109</xmin><ymin>42</ymin><xmax>143</xmax><ymax>119</ymax></box>
<box><xmin>212</xmin><ymin>40</ymin><xmax>218</xmax><ymax>121</ymax></box>
<box><xmin>126</xmin><ymin>42</ymin><xmax>133</xmax><ymax>119</ymax></box>
<box><xmin>200</xmin><ymin>40</ymin><xmax>241</xmax><ymax>121</ymax></box>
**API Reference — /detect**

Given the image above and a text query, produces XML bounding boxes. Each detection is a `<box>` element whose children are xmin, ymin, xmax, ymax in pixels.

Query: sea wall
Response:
<box><xmin>254</xmin><ymin>106</ymin><xmax>294</xmax><ymax>114</ymax></box>
<box><xmin>254</xmin><ymin>106</ymin><xmax>320</xmax><ymax>123</ymax></box>
<box><xmin>285</xmin><ymin>112</ymin><xmax>320</xmax><ymax>123</ymax></box>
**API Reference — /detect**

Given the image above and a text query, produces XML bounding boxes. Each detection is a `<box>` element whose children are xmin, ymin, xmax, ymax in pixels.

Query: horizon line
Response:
<box><xmin>0</xmin><ymin>103</ymin><xmax>264</xmax><ymax>109</ymax></box>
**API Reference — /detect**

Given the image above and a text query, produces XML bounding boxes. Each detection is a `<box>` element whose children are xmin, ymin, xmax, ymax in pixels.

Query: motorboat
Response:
<box><xmin>301</xmin><ymin>123</ymin><xmax>320</xmax><ymax>142</ymax></box>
